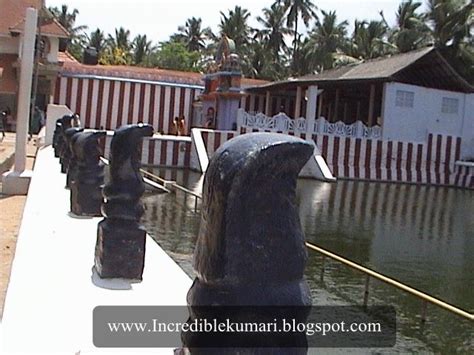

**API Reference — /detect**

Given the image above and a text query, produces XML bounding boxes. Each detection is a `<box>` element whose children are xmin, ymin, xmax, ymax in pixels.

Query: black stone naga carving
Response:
<box><xmin>94</xmin><ymin>123</ymin><xmax>154</xmax><ymax>280</ymax></box>
<box><xmin>63</xmin><ymin>127</ymin><xmax>84</xmax><ymax>184</ymax></box>
<box><xmin>70</xmin><ymin>131</ymin><xmax>106</xmax><ymax>216</ymax></box>
<box><xmin>57</xmin><ymin>115</ymin><xmax>74</xmax><ymax>167</ymax></box>
<box><xmin>59</xmin><ymin>114</ymin><xmax>81</xmax><ymax>172</ymax></box>
<box><xmin>183</xmin><ymin>133</ymin><xmax>314</xmax><ymax>353</ymax></box>
<box><xmin>53</xmin><ymin>119</ymin><xmax>63</xmax><ymax>157</ymax></box>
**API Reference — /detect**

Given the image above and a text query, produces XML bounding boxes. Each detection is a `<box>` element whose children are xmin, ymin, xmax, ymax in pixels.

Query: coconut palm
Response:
<box><xmin>277</xmin><ymin>0</ymin><xmax>318</xmax><ymax>69</ymax></box>
<box><xmin>108</xmin><ymin>27</ymin><xmax>132</xmax><ymax>52</ymax></box>
<box><xmin>132</xmin><ymin>34</ymin><xmax>154</xmax><ymax>65</ymax></box>
<box><xmin>425</xmin><ymin>0</ymin><xmax>474</xmax><ymax>82</ymax></box>
<box><xmin>87</xmin><ymin>28</ymin><xmax>106</xmax><ymax>54</ymax></box>
<box><xmin>349</xmin><ymin>19</ymin><xmax>393</xmax><ymax>59</ymax></box>
<box><xmin>101</xmin><ymin>27</ymin><xmax>132</xmax><ymax>65</ymax></box>
<box><xmin>305</xmin><ymin>9</ymin><xmax>349</xmax><ymax>70</ymax></box>
<box><xmin>175</xmin><ymin>17</ymin><xmax>211</xmax><ymax>52</ymax></box>
<box><xmin>426</xmin><ymin>0</ymin><xmax>473</xmax><ymax>48</ymax></box>
<box><xmin>48</xmin><ymin>4</ymin><xmax>88</xmax><ymax>55</ymax></box>
<box><xmin>219</xmin><ymin>6</ymin><xmax>252</xmax><ymax>50</ymax></box>
<box><xmin>389</xmin><ymin>0</ymin><xmax>430</xmax><ymax>52</ymax></box>
<box><xmin>256</xmin><ymin>3</ymin><xmax>293</xmax><ymax>62</ymax></box>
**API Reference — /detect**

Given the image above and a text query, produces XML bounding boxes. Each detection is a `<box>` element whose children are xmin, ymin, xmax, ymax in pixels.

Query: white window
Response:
<box><xmin>441</xmin><ymin>97</ymin><xmax>459</xmax><ymax>114</ymax></box>
<box><xmin>395</xmin><ymin>90</ymin><xmax>414</xmax><ymax>108</ymax></box>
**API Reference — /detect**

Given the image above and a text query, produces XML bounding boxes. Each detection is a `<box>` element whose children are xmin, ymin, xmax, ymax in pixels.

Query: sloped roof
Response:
<box><xmin>59</xmin><ymin>61</ymin><xmax>268</xmax><ymax>88</ymax></box>
<box><xmin>9</xmin><ymin>17</ymin><xmax>69</xmax><ymax>38</ymax></box>
<box><xmin>0</xmin><ymin>0</ymin><xmax>41</xmax><ymax>36</ymax></box>
<box><xmin>248</xmin><ymin>46</ymin><xmax>474</xmax><ymax>93</ymax></box>
<box><xmin>57</xmin><ymin>51</ymin><xmax>79</xmax><ymax>63</ymax></box>
<box><xmin>301</xmin><ymin>46</ymin><xmax>434</xmax><ymax>81</ymax></box>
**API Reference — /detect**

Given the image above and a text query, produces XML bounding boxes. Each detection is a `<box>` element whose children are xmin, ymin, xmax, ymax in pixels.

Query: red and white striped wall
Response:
<box><xmin>200</xmin><ymin>129</ymin><xmax>238</xmax><ymax>157</ymax></box>
<box><xmin>198</xmin><ymin>128</ymin><xmax>473</xmax><ymax>189</ymax></box>
<box><xmin>453</xmin><ymin>163</ymin><xmax>474</xmax><ymax>189</ymax></box>
<box><xmin>101</xmin><ymin>133</ymin><xmax>191</xmax><ymax>168</ymax></box>
<box><xmin>54</xmin><ymin>75</ymin><xmax>201</xmax><ymax>134</ymax></box>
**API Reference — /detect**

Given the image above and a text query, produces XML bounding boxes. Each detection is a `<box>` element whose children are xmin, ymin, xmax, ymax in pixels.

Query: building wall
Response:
<box><xmin>382</xmin><ymin>82</ymin><xmax>471</xmax><ymax>149</ymax></box>
<box><xmin>46</xmin><ymin>37</ymin><xmax>59</xmax><ymax>63</ymax></box>
<box><xmin>460</xmin><ymin>94</ymin><xmax>474</xmax><ymax>160</ymax></box>
<box><xmin>0</xmin><ymin>36</ymin><xmax>18</xmax><ymax>54</ymax></box>
<box><xmin>53</xmin><ymin>75</ymin><xmax>202</xmax><ymax>134</ymax></box>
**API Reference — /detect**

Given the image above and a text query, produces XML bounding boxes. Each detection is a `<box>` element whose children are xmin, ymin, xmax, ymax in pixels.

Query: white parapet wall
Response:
<box><xmin>45</xmin><ymin>103</ymin><xmax>73</xmax><ymax>145</ymax></box>
<box><xmin>194</xmin><ymin>128</ymin><xmax>336</xmax><ymax>182</ymax></box>
<box><xmin>1</xmin><ymin>146</ymin><xmax>192</xmax><ymax>353</ymax></box>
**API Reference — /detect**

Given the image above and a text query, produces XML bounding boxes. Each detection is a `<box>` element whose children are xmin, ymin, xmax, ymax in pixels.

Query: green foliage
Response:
<box><xmin>48</xmin><ymin>4</ymin><xmax>88</xmax><ymax>59</ymax></box>
<box><xmin>150</xmin><ymin>41</ymin><xmax>201</xmax><ymax>72</ymax></box>
<box><xmin>56</xmin><ymin>0</ymin><xmax>473</xmax><ymax>83</ymax></box>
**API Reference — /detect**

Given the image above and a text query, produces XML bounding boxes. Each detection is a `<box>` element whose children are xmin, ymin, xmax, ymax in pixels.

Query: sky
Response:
<box><xmin>45</xmin><ymin>0</ymin><xmax>429</xmax><ymax>44</ymax></box>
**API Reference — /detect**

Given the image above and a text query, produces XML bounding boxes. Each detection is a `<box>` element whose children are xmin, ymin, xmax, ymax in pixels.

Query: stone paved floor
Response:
<box><xmin>0</xmin><ymin>133</ymin><xmax>37</xmax><ymax>318</ymax></box>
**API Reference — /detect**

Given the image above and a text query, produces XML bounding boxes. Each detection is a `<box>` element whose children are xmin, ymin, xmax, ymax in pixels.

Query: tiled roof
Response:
<box><xmin>60</xmin><ymin>61</ymin><xmax>268</xmax><ymax>88</ymax></box>
<box><xmin>248</xmin><ymin>46</ymin><xmax>474</xmax><ymax>93</ymax></box>
<box><xmin>57</xmin><ymin>51</ymin><xmax>79</xmax><ymax>63</ymax></box>
<box><xmin>0</xmin><ymin>0</ymin><xmax>42</xmax><ymax>36</ymax></box>
<box><xmin>299</xmin><ymin>46</ymin><xmax>434</xmax><ymax>81</ymax></box>
<box><xmin>9</xmin><ymin>17</ymin><xmax>69</xmax><ymax>38</ymax></box>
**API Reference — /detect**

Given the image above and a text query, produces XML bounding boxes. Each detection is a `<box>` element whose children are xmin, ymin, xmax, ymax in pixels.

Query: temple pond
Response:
<box><xmin>142</xmin><ymin>168</ymin><xmax>473</xmax><ymax>353</ymax></box>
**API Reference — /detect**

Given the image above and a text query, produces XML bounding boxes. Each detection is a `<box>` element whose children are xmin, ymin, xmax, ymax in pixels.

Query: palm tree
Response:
<box><xmin>306</xmin><ymin>9</ymin><xmax>349</xmax><ymax>70</ymax></box>
<box><xmin>389</xmin><ymin>0</ymin><xmax>430</xmax><ymax>52</ymax></box>
<box><xmin>176</xmin><ymin>17</ymin><xmax>210</xmax><ymax>52</ymax></box>
<box><xmin>219</xmin><ymin>6</ymin><xmax>252</xmax><ymax>51</ymax></box>
<box><xmin>277</xmin><ymin>0</ymin><xmax>318</xmax><ymax>69</ymax></box>
<box><xmin>87</xmin><ymin>28</ymin><xmax>106</xmax><ymax>54</ymax></box>
<box><xmin>425</xmin><ymin>0</ymin><xmax>474</xmax><ymax>82</ymax></box>
<box><xmin>132</xmin><ymin>34</ymin><xmax>153</xmax><ymax>65</ymax></box>
<box><xmin>256</xmin><ymin>3</ymin><xmax>293</xmax><ymax>62</ymax></box>
<box><xmin>101</xmin><ymin>27</ymin><xmax>132</xmax><ymax>65</ymax></box>
<box><xmin>426</xmin><ymin>0</ymin><xmax>473</xmax><ymax>47</ymax></box>
<box><xmin>48</xmin><ymin>4</ymin><xmax>88</xmax><ymax>55</ymax></box>
<box><xmin>349</xmin><ymin>19</ymin><xmax>392</xmax><ymax>59</ymax></box>
<box><xmin>108</xmin><ymin>27</ymin><xmax>132</xmax><ymax>52</ymax></box>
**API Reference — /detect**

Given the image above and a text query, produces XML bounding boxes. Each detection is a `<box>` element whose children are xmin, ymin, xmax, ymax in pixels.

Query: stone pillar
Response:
<box><xmin>183</xmin><ymin>133</ymin><xmax>313</xmax><ymax>352</ymax></box>
<box><xmin>2</xmin><ymin>8</ymin><xmax>37</xmax><ymax>195</ymax></box>
<box><xmin>94</xmin><ymin>124</ymin><xmax>154</xmax><ymax>280</ymax></box>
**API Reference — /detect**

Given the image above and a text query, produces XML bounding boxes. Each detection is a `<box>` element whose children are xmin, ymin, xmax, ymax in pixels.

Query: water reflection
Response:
<box><xmin>142</xmin><ymin>169</ymin><xmax>474</xmax><ymax>353</ymax></box>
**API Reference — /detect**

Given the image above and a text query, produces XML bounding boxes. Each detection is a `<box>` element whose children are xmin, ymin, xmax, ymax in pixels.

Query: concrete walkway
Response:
<box><xmin>0</xmin><ymin>133</ymin><xmax>37</xmax><ymax>318</ymax></box>
<box><xmin>1</xmin><ymin>145</ymin><xmax>192</xmax><ymax>354</ymax></box>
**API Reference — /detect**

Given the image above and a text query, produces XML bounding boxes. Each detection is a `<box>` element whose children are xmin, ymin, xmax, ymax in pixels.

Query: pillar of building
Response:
<box><xmin>294</xmin><ymin>86</ymin><xmax>303</xmax><ymax>118</ymax></box>
<box><xmin>368</xmin><ymin>84</ymin><xmax>376</xmax><ymax>126</ymax></box>
<box><xmin>2</xmin><ymin>8</ymin><xmax>37</xmax><ymax>195</ymax></box>
<box><xmin>305</xmin><ymin>85</ymin><xmax>318</xmax><ymax>134</ymax></box>
<box><xmin>265</xmin><ymin>90</ymin><xmax>271</xmax><ymax>116</ymax></box>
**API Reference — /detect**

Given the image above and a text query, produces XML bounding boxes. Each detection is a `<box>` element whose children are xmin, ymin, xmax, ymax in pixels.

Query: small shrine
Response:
<box><xmin>199</xmin><ymin>36</ymin><xmax>246</xmax><ymax>130</ymax></box>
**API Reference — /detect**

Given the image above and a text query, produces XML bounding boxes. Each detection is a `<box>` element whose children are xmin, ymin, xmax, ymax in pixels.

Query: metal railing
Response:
<box><xmin>305</xmin><ymin>242</ymin><xmax>473</xmax><ymax>323</ymax></box>
<box><xmin>101</xmin><ymin>158</ymin><xmax>473</xmax><ymax>325</ymax></box>
<box><xmin>140</xmin><ymin>168</ymin><xmax>202</xmax><ymax>212</ymax></box>
<box><xmin>162</xmin><ymin>183</ymin><xmax>473</xmax><ymax>324</ymax></box>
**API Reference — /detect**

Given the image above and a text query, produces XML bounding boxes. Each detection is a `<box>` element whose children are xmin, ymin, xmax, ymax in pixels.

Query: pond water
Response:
<box><xmin>142</xmin><ymin>168</ymin><xmax>473</xmax><ymax>353</ymax></box>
